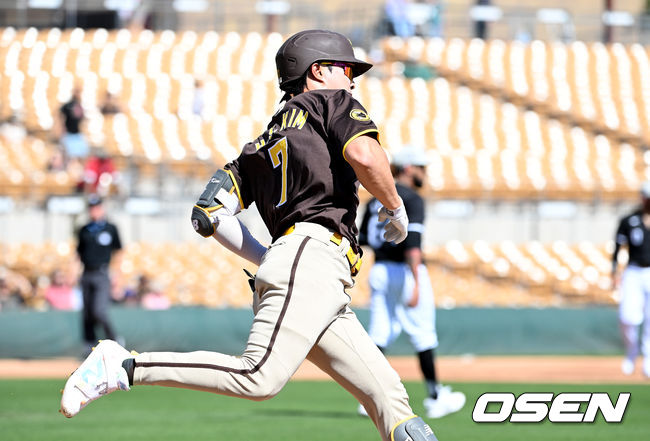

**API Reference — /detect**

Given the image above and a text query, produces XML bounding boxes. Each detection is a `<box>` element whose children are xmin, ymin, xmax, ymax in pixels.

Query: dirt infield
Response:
<box><xmin>1</xmin><ymin>356</ymin><xmax>648</xmax><ymax>384</ymax></box>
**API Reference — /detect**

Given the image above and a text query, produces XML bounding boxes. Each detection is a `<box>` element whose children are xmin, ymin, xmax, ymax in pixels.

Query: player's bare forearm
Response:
<box><xmin>345</xmin><ymin>135</ymin><xmax>401</xmax><ymax>210</ymax></box>
<box><xmin>405</xmin><ymin>248</ymin><xmax>422</xmax><ymax>307</ymax></box>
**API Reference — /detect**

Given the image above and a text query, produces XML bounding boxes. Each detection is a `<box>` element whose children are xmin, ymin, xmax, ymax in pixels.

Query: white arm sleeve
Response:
<box><xmin>212</xmin><ymin>212</ymin><xmax>267</xmax><ymax>266</ymax></box>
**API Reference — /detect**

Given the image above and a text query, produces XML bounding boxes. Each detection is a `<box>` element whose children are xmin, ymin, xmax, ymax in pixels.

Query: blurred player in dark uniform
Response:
<box><xmin>59</xmin><ymin>87</ymin><xmax>89</xmax><ymax>159</ymax></box>
<box><xmin>76</xmin><ymin>195</ymin><xmax>122</xmax><ymax>350</ymax></box>
<box><xmin>612</xmin><ymin>182</ymin><xmax>650</xmax><ymax>377</ymax></box>
<box><xmin>62</xmin><ymin>30</ymin><xmax>439</xmax><ymax>441</ymax></box>
<box><xmin>359</xmin><ymin>145</ymin><xmax>465</xmax><ymax>418</ymax></box>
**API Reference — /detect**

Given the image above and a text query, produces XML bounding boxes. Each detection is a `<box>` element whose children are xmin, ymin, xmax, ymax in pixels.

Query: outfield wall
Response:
<box><xmin>0</xmin><ymin>306</ymin><xmax>622</xmax><ymax>359</ymax></box>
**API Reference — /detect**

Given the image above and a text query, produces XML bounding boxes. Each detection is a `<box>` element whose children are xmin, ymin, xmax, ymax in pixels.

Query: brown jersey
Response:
<box><xmin>225</xmin><ymin>89</ymin><xmax>379</xmax><ymax>252</ymax></box>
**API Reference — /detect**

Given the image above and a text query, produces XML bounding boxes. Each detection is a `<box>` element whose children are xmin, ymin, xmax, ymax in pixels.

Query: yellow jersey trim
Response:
<box><xmin>206</xmin><ymin>204</ymin><xmax>224</xmax><ymax>213</ymax></box>
<box><xmin>342</xmin><ymin>129</ymin><xmax>380</xmax><ymax>163</ymax></box>
<box><xmin>225</xmin><ymin>169</ymin><xmax>245</xmax><ymax>210</ymax></box>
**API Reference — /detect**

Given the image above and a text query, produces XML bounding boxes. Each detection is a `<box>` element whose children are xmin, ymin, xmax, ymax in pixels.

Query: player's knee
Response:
<box><xmin>391</xmin><ymin>416</ymin><xmax>438</xmax><ymax>441</ymax></box>
<box><xmin>245</xmin><ymin>381</ymin><xmax>285</xmax><ymax>401</ymax></box>
<box><xmin>244</xmin><ymin>370</ymin><xmax>291</xmax><ymax>401</ymax></box>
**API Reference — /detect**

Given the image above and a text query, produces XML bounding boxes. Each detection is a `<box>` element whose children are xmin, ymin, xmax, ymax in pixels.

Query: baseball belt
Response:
<box><xmin>283</xmin><ymin>225</ymin><xmax>362</xmax><ymax>276</ymax></box>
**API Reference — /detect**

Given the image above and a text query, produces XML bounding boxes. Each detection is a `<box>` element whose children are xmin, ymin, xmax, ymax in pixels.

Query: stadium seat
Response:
<box><xmin>1</xmin><ymin>28</ymin><xmax>646</xmax><ymax>201</ymax></box>
<box><xmin>427</xmin><ymin>239</ymin><xmax>617</xmax><ymax>305</ymax></box>
<box><xmin>0</xmin><ymin>236</ymin><xmax>622</xmax><ymax>308</ymax></box>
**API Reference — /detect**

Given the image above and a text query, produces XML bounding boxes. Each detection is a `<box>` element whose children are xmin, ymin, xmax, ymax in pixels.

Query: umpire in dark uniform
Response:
<box><xmin>77</xmin><ymin>195</ymin><xmax>122</xmax><ymax>348</ymax></box>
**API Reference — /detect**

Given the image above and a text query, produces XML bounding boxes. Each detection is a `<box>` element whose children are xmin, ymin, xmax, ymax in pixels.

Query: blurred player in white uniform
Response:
<box><xmin>612</xmin><ymin>182</ymin><xmax>650</xmax><ymax>377</ymax></box>
<box><xmin>358</xmin><ymin>146</ymin><xmax>465</xmax><ymax>418</ymax></box>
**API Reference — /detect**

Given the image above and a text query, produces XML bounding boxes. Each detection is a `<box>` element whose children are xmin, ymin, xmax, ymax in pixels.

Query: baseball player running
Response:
<box><xmin>61</xmin><ymin>30</ymin><xmax>439</xmax><ymax>441</ymax></box>
<box><xmin>358</xmin><ymin>146</ymin><xmax>465</xmax><ymax>418</ymax></box>
<box><xmin>612</xmin><ymin>181</ymin><xmax>650</xmax><ymax>378</ymax></box>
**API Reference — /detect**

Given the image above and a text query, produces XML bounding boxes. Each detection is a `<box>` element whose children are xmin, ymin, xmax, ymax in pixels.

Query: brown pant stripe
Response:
<box><xmin>135</xmin><ymin>237</ymin><xmax>311</xmax><ymax>374</ymax></box>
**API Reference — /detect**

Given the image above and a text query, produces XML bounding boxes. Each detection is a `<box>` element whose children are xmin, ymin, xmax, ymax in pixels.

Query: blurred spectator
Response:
<box><xmin>30</xmin><ymin>275</ymin><xmax>52</xmax><ymax>311</ymax></box>
<box><xmin>100</xmin><ymin>92</ymin><xmax>123</xmax><ymax>116</ymax></box>
<box><xmin>514</xmin><ymin>23</ymin><xmax>533</xmax><ymax>43</ymax></box>
<box><xmin>135</xmin><ymin>274</ymin><xmax>151</xmax><ymax>302</ymax></box>
<box><xmin>44</xmin><ymin>269</ymin><xmax>79</xmax><ymax>311</ymax></box>
<box><xmin>121</xmin><ymin>274</ymin><xmax>151</xmax><ymax>306</ymax></box>
<box><xmin>377</xmin><ymin>0</ymin><xmax>443</xmax><ymax>39</ymax></box>
<box><xmin>59</xmin><ymin>87</ymin><xmax>89</xmax><ymax>160</ymax></box>
<box><xmin>141</xmin><ymin>279</ymin><xmax>170</xmax><ymax>310</ymax></box>
<box><xmin>474</xmin><ymin>0</ymin><xmax>491</xmax><ymax>39</ymax></box>
<box><xmin>410</xmin><ymin>0</ymin><xmax>443</xmax><ymax>38</ymax></box>
<box><xmin>67</xmin><ymin>158</ymin><xmax>86</xmax><ymax>189</ymax></box>
<box><xmin>120</xmin><ymin>274</ymin><xmax>170</xmax><ymax>309</ymax></box>
<box><xmin>0</xmin><ymin>114</ymin><xmax>27</xmax><ymax>146</ymax></box>
<box><xmin>402</xmin><ymin>59</ymin><xmax>435</xmax><ymax>80</ymax></box>
<box><xmin>117</xmin><ymin>275</ymin><xmax>142</xmax><ymax>306</ymax></box>
<box><xmin>192</xmin><ymin>79</ymin><xmax>206</xmax><ymax>117</ymax></box>
<box><xmin>47</xmin><ymin>148</ymin><xmax>67</xmax><ymax>172</ymax></box>
<box><xmin>0</xmin><ymin>266</ymin><xmax>31</xmax><ymax>311</ymax></box>
<box><xmin>382</xmin><ymin>0</ymin><xmax>416</xmax><ymax>37</ymax></box>
<box><xmin>80</xmin><ymin>149</ymin><xmax>118</xmax><ymax>196</ymax></box>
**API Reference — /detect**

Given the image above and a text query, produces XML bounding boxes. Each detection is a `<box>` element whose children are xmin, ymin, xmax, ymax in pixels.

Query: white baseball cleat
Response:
<box><xmin>60</xmin><ymin>339</ymin><xmax>131</xmax><ymax>418</ymax></box>
<box><xmin>642</xmin><ymin>358</ymin><xmax>650</xmax><ymax>378</ymax></box>
<box><xmin>621</xmin><ymin>358</ymin><xmax>635</xmax><ymax>376</ymax></box>
<box><xmin>424</xmin><ymin>385</ymin><xmax>466</xmax><ymax>419</ymax></box>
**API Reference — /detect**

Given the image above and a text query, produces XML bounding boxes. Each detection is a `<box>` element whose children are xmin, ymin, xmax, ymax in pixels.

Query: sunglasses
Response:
<box><xmin>319</xmin><ymin>61</ymin><xmax>354</xmax><ymax>81</ymax></box>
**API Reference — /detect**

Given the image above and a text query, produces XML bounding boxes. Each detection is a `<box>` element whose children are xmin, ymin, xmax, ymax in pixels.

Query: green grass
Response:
<box><xmin>0</xmin><ymin>380</ymin><xmax>647</xmax><ymax>441</ymax></box>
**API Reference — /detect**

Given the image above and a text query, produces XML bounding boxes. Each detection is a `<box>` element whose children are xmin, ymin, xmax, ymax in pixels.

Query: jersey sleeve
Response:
<box><xmin>613</xmin><ymin>216</ymin><xmax>628</xmax><ymax>269</ymax></box>
<box><xmin>324</xmin><ymin>91</ymin><xmax>379</xmax><ymax>160</ymax></box>
<box><xmin>224</xmin><ymin>157</ymin><xmax>251</xmax><ymax>210</ymax></box>
<box><xmin>615</xmin><ymin>217</ymin><xmax>628</xmax><ymax>246</ymax></box>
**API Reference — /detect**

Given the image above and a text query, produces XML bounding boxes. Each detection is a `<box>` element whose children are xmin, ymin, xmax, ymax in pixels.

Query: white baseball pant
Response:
<box><xmin>132</xmin><ymin>222</ymin><xmax>413</xmax><ymax>441</ymax></box>
<box><xmin>619</xmin><ymin>265</ymin><xmax>650</xmax><ymax>361</ymax></box>
<box><xmin>367</xmin><ymin>261</ymin><xmax>438</xmax><ymax>352</ymax></box>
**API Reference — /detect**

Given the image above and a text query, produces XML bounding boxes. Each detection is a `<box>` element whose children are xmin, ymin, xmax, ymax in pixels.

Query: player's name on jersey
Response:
<box><xmin>255</xmin><ymin>109</ymin><xmax>309</xmax><ymax>150</ymax></box>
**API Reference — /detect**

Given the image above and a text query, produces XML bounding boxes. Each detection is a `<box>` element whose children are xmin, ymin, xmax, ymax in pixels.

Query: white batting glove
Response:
<box><xmin>377</xmin><ymin>199</ymin><xmax>409</xmax><ymax>244</ymax></box>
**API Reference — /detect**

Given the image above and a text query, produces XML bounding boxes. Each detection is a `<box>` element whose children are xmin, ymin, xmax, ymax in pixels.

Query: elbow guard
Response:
<box><xmin>191</xmin><ymin>169</ymin><xmax>242</xmax><ymax>237</ymax></box>
<box><xmin>191</xmin><ymin>205</ymin><xmax>216</xmax><ymax>237</ymax></box>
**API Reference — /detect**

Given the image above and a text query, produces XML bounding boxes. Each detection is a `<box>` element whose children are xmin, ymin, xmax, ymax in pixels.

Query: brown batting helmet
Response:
<box><xmin>275</xmin><ymin>29</ymin><xmax>372</xmax><ymax>91</ymax></box>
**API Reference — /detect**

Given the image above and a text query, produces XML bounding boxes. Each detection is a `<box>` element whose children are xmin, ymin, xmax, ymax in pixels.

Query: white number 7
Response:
<box><xmin>268</xmin><ymin>137</ymin><xmax>288</xmax><ymax>207</ymax></box>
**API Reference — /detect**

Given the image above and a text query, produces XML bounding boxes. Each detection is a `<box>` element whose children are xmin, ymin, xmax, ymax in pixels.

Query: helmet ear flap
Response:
<box><xmin>286</xmin><ymin>56</ymin><xmax>297</xmax><ymax>69</ymax></box>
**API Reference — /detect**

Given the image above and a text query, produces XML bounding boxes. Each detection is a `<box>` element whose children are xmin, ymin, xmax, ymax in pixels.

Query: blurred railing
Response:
<box><xmin>0</xmin><ymin>1</ymin><xmax>649</xmax><ymax>48</ymax></box>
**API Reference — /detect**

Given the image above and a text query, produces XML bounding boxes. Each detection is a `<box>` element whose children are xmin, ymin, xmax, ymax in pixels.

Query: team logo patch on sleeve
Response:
<box><xmin>350</xmin><ymin>109</ymin><xmax>370</xmax><ymax>121</ymax></box>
